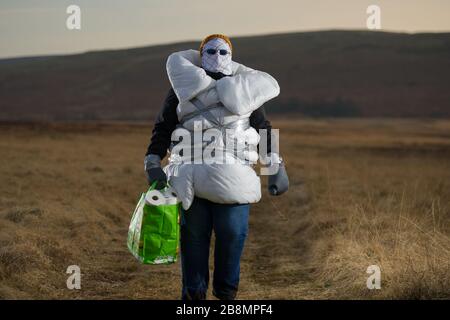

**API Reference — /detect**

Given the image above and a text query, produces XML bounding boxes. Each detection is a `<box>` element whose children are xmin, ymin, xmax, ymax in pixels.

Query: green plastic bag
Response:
<box><xmin>127</xmin><ymin>183</ymin><xmax>181</xmax><ymax>264</ymax></box>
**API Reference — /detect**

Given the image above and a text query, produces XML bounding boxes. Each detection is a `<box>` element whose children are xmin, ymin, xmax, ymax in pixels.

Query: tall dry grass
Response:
<box><xmin>0</xmin><ymin>120</ymin><xmax>449</xmax><ymax>299</ymax></box>
<box><xmin>280</xmin><ymin>119</ymin><xmax>450</xmax><ymax>299</ymax></box>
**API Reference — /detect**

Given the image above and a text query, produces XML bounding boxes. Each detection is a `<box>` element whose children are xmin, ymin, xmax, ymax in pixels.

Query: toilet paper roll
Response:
<box><xmin>145</xmin><ymin>189</ymin><xmax>166</xmax><ymax>206</ymax></box>
<box><xmin>145</xmin><ymin>188</ymin><xmax>180</xmax><ymax>206</ymax></box>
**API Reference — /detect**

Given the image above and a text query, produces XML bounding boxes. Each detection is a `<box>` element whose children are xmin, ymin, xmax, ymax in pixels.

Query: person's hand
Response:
<box><xmin>267</xmin><ymin>156</ymin><xmax>289</xmax><ymax>196</ymax></box>
<box><xmin>144</xmin><ymin>154</ymin><xmax>167</xmax><ymax>190</ymax></box>
<box><xmin>145</xmin><ymin>167</ymin><xmax>167</xmax><ymax>190</ymax></box>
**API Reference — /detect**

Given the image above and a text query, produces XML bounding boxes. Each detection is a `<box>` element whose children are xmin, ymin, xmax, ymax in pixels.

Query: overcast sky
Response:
<box><xmin>1</xmin><ymin>0</ymin><xmax>450</xmax><ymax>59</ymax></box>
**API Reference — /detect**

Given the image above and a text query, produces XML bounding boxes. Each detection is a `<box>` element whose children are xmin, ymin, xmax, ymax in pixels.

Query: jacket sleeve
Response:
<box><xmin>249</xmin><ymin>106</ymin><xmax>272</xmax><ymax>155</ymax></box>
<box><xmin>145</xmin><ymin>88</ymin><xmax>180</xmax><ymax>159</ymax></box>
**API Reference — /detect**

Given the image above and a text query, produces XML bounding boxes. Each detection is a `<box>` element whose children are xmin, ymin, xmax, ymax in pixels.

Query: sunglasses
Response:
<box><xmin>205</xmin><ymin>48</ymin><xmax>229</xmax><ymax>55</ymax></box>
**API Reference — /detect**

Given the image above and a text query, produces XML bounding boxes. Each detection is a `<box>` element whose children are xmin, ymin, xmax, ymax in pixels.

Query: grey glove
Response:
<box><xmin>144</xmin><ymin>154</ymin><xmax>167</xmax><ymax>190</ymax></box>
<box><xmin>267</xmin><ymin>157</ymin><xmax>289</xmax><ymax>196</ymax></box>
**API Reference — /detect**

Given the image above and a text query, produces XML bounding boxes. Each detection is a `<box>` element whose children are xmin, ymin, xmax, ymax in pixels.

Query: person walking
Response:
<box><xmin>144</xmin><ymin>34</ymin><xmax>289</xmax><ymax>300</ymax></box>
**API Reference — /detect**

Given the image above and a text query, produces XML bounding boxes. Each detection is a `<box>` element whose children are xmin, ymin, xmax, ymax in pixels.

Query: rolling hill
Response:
<box><xmin>0</xmin><ymin>30</ymin><xmax>449</xmax><ymax>121</ymax></box>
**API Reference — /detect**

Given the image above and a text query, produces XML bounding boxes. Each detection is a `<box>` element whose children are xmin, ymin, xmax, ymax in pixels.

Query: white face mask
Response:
<box><xmin>201</xmin><ymin>38</ymin><xmax>232</xmax><ymax>75</ymax></box>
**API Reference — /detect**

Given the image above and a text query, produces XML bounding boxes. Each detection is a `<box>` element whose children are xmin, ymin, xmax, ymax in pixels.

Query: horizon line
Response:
<box><xmin>1</xmin><ymin>28</ymin><xmax>449</xmax><ymax>61</ymax></box>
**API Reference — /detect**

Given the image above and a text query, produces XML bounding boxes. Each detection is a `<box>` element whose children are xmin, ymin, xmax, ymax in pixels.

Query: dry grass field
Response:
<box><xmin>0</xmin><ymin>119</ymin><xmax>449</xmax><ymax>299</ymax></box>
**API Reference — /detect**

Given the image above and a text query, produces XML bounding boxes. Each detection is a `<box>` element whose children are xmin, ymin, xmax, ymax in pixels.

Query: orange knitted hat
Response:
<box><xmin>199</xmin><ymin>34</ymin><xmax>233</xmax><ymax>56</ymax></box>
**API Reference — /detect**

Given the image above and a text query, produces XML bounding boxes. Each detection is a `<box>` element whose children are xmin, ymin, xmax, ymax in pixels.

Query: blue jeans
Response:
<box><xmin>180</xmin><ymin>197</ymin><xmax>250</xmax><ymax>300</ymax></box>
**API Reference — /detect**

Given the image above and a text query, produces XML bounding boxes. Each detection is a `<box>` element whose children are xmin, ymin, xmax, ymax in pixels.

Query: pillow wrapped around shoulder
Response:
<box><xmin>166</xmin><ymin>49</ymin><xmax>214</xmax><ymax>102</ymax></box>
<box><xmin>216</xmin><ymin>68</ymin><xmax>280</xmax><ymax>116</ymax></box>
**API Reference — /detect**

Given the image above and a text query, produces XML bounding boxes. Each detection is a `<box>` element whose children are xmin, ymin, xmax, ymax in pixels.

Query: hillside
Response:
<box><xmin>0</xmin><ymin>30</ymin><xmax>449</xmax><ymax>121</ymax></box>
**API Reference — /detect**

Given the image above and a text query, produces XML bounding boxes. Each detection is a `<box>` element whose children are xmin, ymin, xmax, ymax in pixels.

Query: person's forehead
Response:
<box><xmin>203</xmin><ymin>38</ymin><xmax>230</xmax><ymax>50</ymax></box>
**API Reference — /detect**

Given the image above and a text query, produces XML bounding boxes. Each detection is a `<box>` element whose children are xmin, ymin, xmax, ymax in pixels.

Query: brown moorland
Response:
<box><xmin>1</xmin><ymin>31</ymin><xmax>450</xmax><ymax>122</ymax></box>
<box><xmin>0</xmin><ymin>119</ymin><xmax>449</xmax><ymax>299</ymax></box>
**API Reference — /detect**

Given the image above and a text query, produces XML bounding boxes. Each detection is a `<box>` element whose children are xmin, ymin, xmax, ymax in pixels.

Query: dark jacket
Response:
<box><xmin>146</xmin><ymin>70</ymin><xmax>273</xmax><ymax>159</ymax></box>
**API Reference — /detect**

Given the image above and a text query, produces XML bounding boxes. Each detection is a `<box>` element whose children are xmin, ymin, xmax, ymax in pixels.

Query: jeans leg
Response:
<box><xmin>212</xmin><ymin>203</ymin><xmax>250</xmax><ymax>300</ymax></box>
<box><xmin>180</xmin><ymin>197</ymin><xmax>213</xmax><ymax>300</ymax></box>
